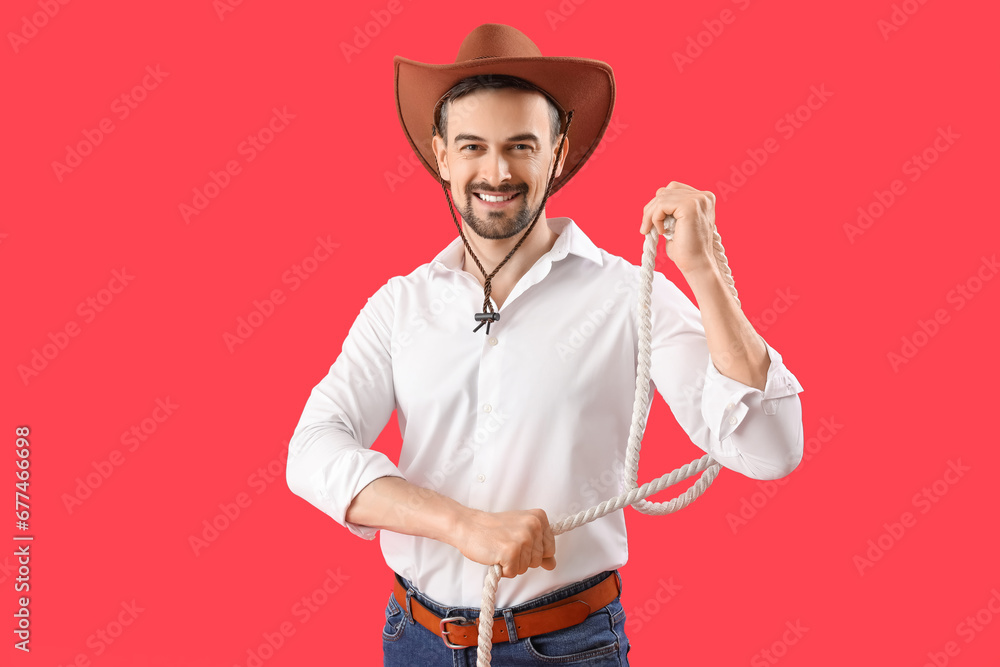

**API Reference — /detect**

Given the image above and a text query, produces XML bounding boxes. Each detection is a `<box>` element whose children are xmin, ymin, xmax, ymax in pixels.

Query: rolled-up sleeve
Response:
<box><xmin>286</xmin><ymin>279</ymin><xmax>405</xmax><ymax>540</ymax></box>
<box><xmin>648</xmin><ymin>271</ymin><xmax>805</xmax><ymax>481</ymax></box>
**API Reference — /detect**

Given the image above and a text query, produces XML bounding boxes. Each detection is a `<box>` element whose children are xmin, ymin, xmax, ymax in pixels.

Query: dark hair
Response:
<box><xmin>434</xmin><ymin>74</ymin><xmax>563</xmax><ymax>146</ymax></box>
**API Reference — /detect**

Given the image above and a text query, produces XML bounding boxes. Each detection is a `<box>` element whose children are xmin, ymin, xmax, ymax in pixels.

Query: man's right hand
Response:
<box><xmin>452</xmin><ymin>508</ymin><xmax>557</xmax><ymax>578</ymax></box>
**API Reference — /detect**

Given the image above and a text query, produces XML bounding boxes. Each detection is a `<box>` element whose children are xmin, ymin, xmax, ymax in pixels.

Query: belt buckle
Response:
<box><xmin>440</xmin><ymin>615</ymin><xmax>470</xmax><ymax>649</ymax></box>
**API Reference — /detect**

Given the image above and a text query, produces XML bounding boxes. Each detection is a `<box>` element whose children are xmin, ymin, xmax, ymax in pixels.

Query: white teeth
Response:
<box><xmin>477</xmin><ymin>192</ymin><xmax>516</xmax><ymax>203</ymax></box>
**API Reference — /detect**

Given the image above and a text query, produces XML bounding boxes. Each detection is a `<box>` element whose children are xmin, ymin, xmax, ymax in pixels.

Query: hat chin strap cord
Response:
<box><xmin>473</xmin><ymin>218</ymin><xmax>740</xmax><ymax>666</ymax></box>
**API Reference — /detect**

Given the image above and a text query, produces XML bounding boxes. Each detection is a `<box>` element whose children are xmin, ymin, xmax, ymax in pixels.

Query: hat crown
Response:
<box><xmin>454</xmin><ymin>23</ymin><xmax>542</xmax><ymax>62</ymax></box>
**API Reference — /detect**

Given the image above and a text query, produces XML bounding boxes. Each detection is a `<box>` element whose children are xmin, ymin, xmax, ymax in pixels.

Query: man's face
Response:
<box><xmin>432</xmin><ymin>88</ymin><xmax>567</xmax><ymax>241</ymax></box>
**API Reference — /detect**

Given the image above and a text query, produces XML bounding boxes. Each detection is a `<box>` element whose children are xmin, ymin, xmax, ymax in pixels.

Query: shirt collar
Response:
<box><xmin>430</xmin><ymin>217</ymin><xmax>603</xmax><ymax>271</ymax></box>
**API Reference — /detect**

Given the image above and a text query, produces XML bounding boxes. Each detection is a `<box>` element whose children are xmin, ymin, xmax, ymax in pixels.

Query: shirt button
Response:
<box><xmin>488</xmin><ymin>337</ymin><xmax>498</xmax><ymax>346</ymax></box>
<box><xmin>483</xmin><ymin>404</ymin><xmax>492</xmax><ymax>413</ymax></box>
<box><xmin>477</xmin><ymin>474</ymin><xmax>486</xmax><ymax>483</ymax></box>
<box><xmin>729</xmin><ymin>416</ymin><xmax>738</xmax><ymax>425</ymax></box>
<box><xmin>726</xmin><ymin>402</ymin><xmax>735</xmax><ymax>410</ymax></box>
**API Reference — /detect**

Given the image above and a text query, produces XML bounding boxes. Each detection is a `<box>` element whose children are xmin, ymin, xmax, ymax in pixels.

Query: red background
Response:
<box><xmin>4</xmin><ymin>0</ymin><xmax>998</xmax><ymax>665</ymax></box>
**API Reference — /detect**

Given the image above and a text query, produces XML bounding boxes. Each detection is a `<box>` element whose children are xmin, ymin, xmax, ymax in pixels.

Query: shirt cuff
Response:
<box><xmin>700</xmin><ymin>340</ymin><xmax>804</xmax><ymax>444</ymax></box>
<box><xmin>318</xmin><ymin>456</ymin><xmax>406</xmax><ymax>541</ymax></box>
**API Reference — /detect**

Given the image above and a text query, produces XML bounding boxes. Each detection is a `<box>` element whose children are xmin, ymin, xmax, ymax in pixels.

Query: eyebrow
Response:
<box><xmin>453</xmin><ymin>132</ymin><xmax>541</xmax><ymax>145</ymax></box>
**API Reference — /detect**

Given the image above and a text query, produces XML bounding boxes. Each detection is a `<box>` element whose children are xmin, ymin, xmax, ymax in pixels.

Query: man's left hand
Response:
<box><xmin>640</xmin><ymin>181</ymin><xmax>719</xmax><ymax>275</ymax></box>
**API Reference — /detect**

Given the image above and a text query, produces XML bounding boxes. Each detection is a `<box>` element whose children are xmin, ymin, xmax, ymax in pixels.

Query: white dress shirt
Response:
<box><xmin>286</xmin><ymin>216</ymin><xmax>805</xmax><ymax>608</ymax></box>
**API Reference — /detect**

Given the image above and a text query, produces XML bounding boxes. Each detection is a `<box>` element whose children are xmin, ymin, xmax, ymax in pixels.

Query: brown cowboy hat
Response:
<box><xmin>393</xmin><ymin>23</ymin><xmax>615</xmax><ymax>195</ymax></box>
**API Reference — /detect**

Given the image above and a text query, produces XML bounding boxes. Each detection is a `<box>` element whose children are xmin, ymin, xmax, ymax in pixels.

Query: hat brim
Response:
<box><xmin>394</xmin><ymin>55</ymin><xmax>615</xmax><ymax>196</ymax></box>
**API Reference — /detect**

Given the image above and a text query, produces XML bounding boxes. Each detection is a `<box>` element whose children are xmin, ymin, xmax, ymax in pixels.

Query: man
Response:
<box><xmin>286</xmin><ymin>23</ymin><xmax>804</xmax><ymax>665</ymax></box>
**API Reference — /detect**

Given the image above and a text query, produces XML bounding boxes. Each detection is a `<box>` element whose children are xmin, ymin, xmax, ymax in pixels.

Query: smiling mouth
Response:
<box><xmin>474</xmin><ymin>192</ymin><xmax>520</xmax><ymax>203</ymax></box>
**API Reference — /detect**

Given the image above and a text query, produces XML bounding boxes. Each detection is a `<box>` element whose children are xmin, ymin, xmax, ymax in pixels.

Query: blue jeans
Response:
<box><xmin>383</xmin><ymin>570</ymin><xmax>631</xmax><ymax>666</ymax></box>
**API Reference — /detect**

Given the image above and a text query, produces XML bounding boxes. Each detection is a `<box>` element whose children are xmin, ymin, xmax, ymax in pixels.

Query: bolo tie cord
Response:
<box><xmin>438</xmin><ymin>109</ymin><xmax>575</xmax><ymax>335</ymax></box>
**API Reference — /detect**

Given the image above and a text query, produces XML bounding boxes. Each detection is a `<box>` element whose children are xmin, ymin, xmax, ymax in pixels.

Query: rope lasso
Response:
<box><xmin>473</xmin><ymin>217</ymin><xmax>741</xmax><ymax>666</ymax></box>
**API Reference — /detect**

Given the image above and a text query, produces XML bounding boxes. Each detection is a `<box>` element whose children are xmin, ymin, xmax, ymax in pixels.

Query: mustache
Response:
<box><xmin>466</xmin><ymin>183</ymin><xmax>528</xmax><ymax>195</ymax></box>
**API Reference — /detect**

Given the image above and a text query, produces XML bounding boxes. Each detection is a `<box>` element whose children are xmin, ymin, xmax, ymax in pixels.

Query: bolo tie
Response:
<box><xmin>438</xmin><ymin>109</ymin><xmax>575</xmax><ymax>335</ymax></box>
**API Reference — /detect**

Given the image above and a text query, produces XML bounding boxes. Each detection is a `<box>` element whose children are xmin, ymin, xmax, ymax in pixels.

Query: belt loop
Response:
<box><xmin>503</xmin><ymin>607</ymin><xmax>518</xmax><ymax>643</ymax></box>
<box><xmin>613</xmin><ymin>570</ymin><xmax>623</xmax><ymax>596</ymax></box>
<box><xmin>405</xmin><ymin>588</ymin><xmax>416</xmax><ymax>624</ymax></box>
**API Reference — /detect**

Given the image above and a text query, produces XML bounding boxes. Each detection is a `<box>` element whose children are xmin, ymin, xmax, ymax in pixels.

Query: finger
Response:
<box><xmin>651</xmin><ymin>206</ymin><xmax>675</xmax><ymax>236</ymax></box>
<box><xmin>502</xmin><ymin>544</ymin><xmax>519</xmax><ymax>579</ymax></box>
<box><xmin>518</xmin><ymin>542</ymin><xmax>532</xmax><ymax>576</ymax></box>
<box><xmin>529</xmin><ymin>535</ymin><xmax>543</xmax><ymax>570</ymax></box>
<box><xmin>541</xmin><ymin>556</ymin><xmax>557</xmax><ymax>571</ymax></box>
<box><xmin>541</xmin><ymin>525</ymin><xmax>556</xmax><ymax>561</ymax></box>
<box><xmin>640</xmin><ymin>200</ymin><xmax>654</xmax><ymax>234</ymax></box>
<box><xmin>529</xmin><ymin>511</ymin><xmax>547</xmax><ymax>570</ymax></box>
<box><xmin>665</xmin><ymin>180</ymin><xmax>697</xmax><ymax>191</ymax></box>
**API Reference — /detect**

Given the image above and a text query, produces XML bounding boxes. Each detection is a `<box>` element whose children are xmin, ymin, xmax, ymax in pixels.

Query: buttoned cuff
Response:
<box><xmin>701</xmin><ymin>340</ymin><xmax>804</xmax><ymax>447</ymax></box>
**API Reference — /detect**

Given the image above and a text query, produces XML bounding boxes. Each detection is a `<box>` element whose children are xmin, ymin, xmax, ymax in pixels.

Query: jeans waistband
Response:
<box><xmin>393</xmin><ymin>569</ymin><xmax>620</xmax><ymax>619</ymax></box>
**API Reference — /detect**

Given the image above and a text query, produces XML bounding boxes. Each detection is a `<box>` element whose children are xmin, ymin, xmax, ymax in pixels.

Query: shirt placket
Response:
<box><xmin>467</xmin><ymin>294</ymin><xmax>503</xmax><ymax>508</ymax></box>
<box><xmin>462</xmin><ymin>294</ymin><xmax>506</xmax><ymax>601</ymax></box>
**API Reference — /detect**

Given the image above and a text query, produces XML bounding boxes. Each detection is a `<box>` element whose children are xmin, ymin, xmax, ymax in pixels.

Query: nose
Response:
<box><xmin>480</xmin><ymin>150</ymin><xmax>511</xmax><ymax>186</ymax></box>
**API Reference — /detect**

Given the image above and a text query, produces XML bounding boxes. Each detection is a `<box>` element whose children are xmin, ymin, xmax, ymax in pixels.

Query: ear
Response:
<box><xmin>431</xmin><ymin>132</ymin><xmax>450</xmax><ymax>182</ymax></box>
<box><xmin>554</xmin><ymin>133</ymin><xmax>570</xmax><ymax>179</ymax></box>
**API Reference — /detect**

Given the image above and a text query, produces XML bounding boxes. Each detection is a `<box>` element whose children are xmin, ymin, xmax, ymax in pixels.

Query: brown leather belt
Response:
<box><xmin>392</xmin><ymin>571</ymin><xmax>621</xmax><ymax>649</ymax></box>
